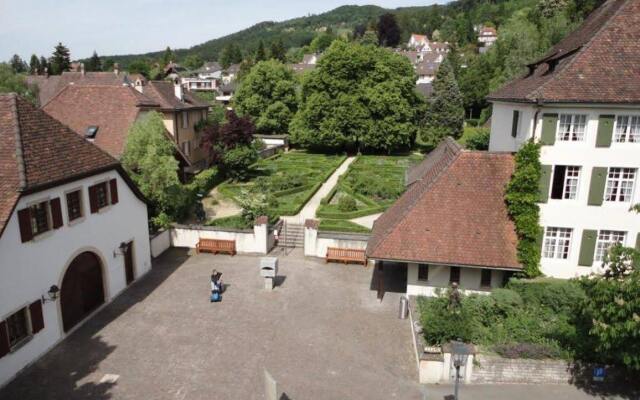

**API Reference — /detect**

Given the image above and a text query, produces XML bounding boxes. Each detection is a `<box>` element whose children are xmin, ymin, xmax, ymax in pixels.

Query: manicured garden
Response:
<box><xmin>316</xmin><ymin>154</ymin><xmax>422</xmax><ymax>220</ymax></box>
<box><xmin>216</xmin><ymin>151</ymin><xmax>346</xmax><ymax>219</ymax></box>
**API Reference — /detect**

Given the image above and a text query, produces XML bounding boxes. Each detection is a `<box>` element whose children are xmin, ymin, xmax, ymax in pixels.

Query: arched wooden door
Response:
<box><xmin>60</xmin><ymin>252</ymin><xmax>105</xmax><ymax>332</ymax></box>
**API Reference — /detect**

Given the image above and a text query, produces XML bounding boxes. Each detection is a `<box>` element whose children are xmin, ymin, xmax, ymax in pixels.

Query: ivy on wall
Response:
<box><xmin>505</xmin><ymin>141</ymin><xmax>542</xmax><ymax>278</ymax></box>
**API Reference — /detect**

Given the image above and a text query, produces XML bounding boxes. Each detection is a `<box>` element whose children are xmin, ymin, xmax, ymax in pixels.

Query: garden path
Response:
<box><xmin>350</xmin><ymin>212</ymin><xmax>383</xmax><ymax>229</ymax></box>
<box><xmin>283</xmin><ymin>156</ymin><xmax>356</xmax><ymax>224</ymax></box>
<box><xmin>203</xmin><ymin>187</ymin><xmax>242</xmax><ymax>220</ymax></box>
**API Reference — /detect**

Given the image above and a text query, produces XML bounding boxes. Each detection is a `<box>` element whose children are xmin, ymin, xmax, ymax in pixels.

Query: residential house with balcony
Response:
<box><xmin>487</xmin><ymin>0</ymin><xmax>640</xmax><ymax>278</ymax></box>
<box><xmin>0</xmin><ymin>94</ymin><xmax>151</xmax><ymax>386</ymax></box>
<box><xmin>477</xmin><ymin>26</ymin><xmax>498</xmax><ymax>53</ymax></box>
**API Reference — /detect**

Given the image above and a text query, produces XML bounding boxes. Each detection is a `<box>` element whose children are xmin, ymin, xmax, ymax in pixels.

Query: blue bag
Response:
<box><xmin>210</xmin><ymin>291</ymin><xmax>221</xmax><ymax>302</ymax></box>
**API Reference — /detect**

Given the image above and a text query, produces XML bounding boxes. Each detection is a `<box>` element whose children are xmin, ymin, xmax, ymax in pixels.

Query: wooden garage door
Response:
<box><xmin>60</xmin><ymin>252</ymin><xmax>105</xmax><ymax>332</ymax></box>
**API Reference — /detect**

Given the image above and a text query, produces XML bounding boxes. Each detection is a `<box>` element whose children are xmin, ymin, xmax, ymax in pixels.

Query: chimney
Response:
<box><xmin>114</xmin><ymin>63</ymin><xmax>119</xmax><ymax>76</ymax></box>
<box><xmin>173</xmin><ymin>78</ymin><xmax>183</xmax><ymax>101</ymax></box>
<box><xmin>80</xmin><ymin>63</ymin><xmax>85</xmax><ymax>75</ymax></box>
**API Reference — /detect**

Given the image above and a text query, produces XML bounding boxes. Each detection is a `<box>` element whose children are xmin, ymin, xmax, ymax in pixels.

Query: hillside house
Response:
<box><xmin>0</xmin><ymin>94</ymin><xmax>151</xmax><ymax>386</ymax></box>
<box><xmin>487</xmin><ymin>0</ymin><xmax>640</xmax><ymax>278</ymax></box>
<box><xmin>477</xmin><ymin>26</ymin><xmax>498</xmax><ymax>53</ymax></box>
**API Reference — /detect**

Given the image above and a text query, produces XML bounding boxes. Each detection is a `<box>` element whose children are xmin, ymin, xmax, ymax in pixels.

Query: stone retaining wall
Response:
<box><xmin>472</xmin><ymin>355</ymin><xmax>572</xmax><ymax>384</ymax></box>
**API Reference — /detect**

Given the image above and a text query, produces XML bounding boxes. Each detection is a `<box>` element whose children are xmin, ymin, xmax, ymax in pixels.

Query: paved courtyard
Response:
<box><xmin>0</xmin><ymin>248</ymin><xmax>421</xmax><ymax>400</ymax></box>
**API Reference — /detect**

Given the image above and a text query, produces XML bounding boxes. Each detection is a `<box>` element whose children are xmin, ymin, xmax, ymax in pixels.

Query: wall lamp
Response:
<box><xmin>113</xmin><ymin>242</ymin><xmax>127</xmax><ymax>258</ymax></box>
<box><xmin>42</xmin><ymin>285</ymin><xmax>60</xmax><ymax>303</ymax></box>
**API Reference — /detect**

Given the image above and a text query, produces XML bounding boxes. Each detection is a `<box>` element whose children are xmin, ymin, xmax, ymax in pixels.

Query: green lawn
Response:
<box><xmin>318</xmin><ymin>219</ymin><xmax>371</xmax><ymax>234</ymax></box>
<box><xmin>316</xmin><ymin>154</ymin><xmax>423</xmax><ymax>220</ymax></box>
<box><xmin>217</xmin><ymin>151</ymin><xmax>346</xmax><ymax>217</ymax></box>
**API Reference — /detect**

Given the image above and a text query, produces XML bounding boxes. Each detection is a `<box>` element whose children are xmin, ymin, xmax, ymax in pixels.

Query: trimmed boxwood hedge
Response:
<box><xmin>318</xmin><ymin>219</ymin><xmax>371</xmax><ymax>233</ymax></box>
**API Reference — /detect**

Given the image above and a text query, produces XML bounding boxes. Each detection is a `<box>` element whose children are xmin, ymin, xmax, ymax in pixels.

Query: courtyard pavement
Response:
<box><xmin>0</xmin><ymin>248</ymin><xmax>421</xmax><ymax>400</ymax></box>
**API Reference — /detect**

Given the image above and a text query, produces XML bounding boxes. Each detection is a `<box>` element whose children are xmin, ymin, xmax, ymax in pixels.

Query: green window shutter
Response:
<box><xmin>540</xmin><ymin>113</ymin><xmax>558</xmax><ymax>145</ymax></box>
<box><xmin>538</xmin><ymin>165</ymin><xmax>552</xmax><ymax>203</ymax></box>
<box><xmin>596</xmin><ymin>115</ymin><xmax>615</xmax><ymax>148</ymax></box>
<box><xmin>511</xmin><ymin>110</ymin><xmax>520</xmax><ymax>138</ymax></box>
<box><xmin>587</xmin><ymin>167</ymin><xmax>608</xmax><ymax>206</ymax></box>
<box><xmin>578</xmin><ymin>229</ymin><xmax>598</xmax><ymax>266</ymax></box>
<box><xmin>635</xmin><ymin>233</ymin><xmax>640</xmax><ymax>250</ymax></box>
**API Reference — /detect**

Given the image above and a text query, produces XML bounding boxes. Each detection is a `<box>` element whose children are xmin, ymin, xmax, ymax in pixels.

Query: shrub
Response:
<box><xmin>494</xmin><ymin>343</ymin><xmax>560</xmax><ymax>359</ymax></box>
<box><xmin>418</xmin><ymin>296</ymin><xmax>476</xmax><ymax>345</ymax></box>
<box><xmin>337</xmin><ymin>196</ymin><xmax>357</xmax><ymax>212</ymax></box>
<box><xmin>464</xmin><ymin>128</ymin><xmax>490</xmax><ymax>150</ymax></box>
<box><xmin>506</xmin><ymin>278</ymin><xmax>585</xmax><ymax>315</ymax></box>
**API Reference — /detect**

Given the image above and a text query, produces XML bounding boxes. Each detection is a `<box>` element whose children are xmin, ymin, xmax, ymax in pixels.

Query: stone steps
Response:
<box><xmin>279</xmin><ymin>223</ymin><xmax>304</xmax><ymax>248</ymax></box>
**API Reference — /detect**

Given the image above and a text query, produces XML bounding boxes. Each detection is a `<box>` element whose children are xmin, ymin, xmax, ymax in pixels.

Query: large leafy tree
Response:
<box><xmin>49</xmin><ymin>42</ymin><xmax>71</xmax><ymax>75</ymax></box>
<box><xmin>122</xmin><ymin>111</ymin><xmax>186</xmax><ymax>224</ymax></box>
<box><xmin>86</xmin><ymin>51</ymin><xmax>102</xmax><ymax>72</ymax></box>
<box><xmin>377</xmin><ymin>13</ymin><xmax>401</xmax><ymax>47</ymax></box>
<box><xmin>578</xmin><ymin>244</ymin><xmax>640</xmax><ymax>370</ymax></box>
<box><xmin>269</xmin><ymin>39</ymin><xmax>287</xmax><ymax>62</ymax></box>
<box><xmin>183</xmin><ymin>54</ymin><xmax>204</xmax><ymax>70</ymax></box>
<box><xmin>420</xmin><ymin>57</ymin><xmax>464</xmax><ymax>145</ymax></box>
<box><xmin>291</xmin><ymin>40</ymin><xmax>421</xmax><ymax>153</ymax></box>
<box><xmin>0</xmin><ymin>64</ymin><xmax>39</xmax><ymax>105</ymax></box>
<box><xmin>309</xmin><ymin>32</ymin><xmax>336</xmax><ymax>53</ymax></box>
<box><xmin>255</xmin><ymin>40</ymin><xmax>267</xmax><ymax>62</ymax></box>
<box><xmin>200</xmin><ymin>110</ymin><xmax>258</xmax><ymax>181</ymax></box>
<box><xmin>234</xmin><ymin>60</ymin><xmax>298</xmax><ymax>135</ymax></box>
<box><xmin>29</xmin><ymin>54</ymin><xmax>40</xmax><ymax>75</ymax></box>
<box><xmin>219</xmin><ymin>43</ymin><xmax>243</xmax><ymax>69</ymax></box>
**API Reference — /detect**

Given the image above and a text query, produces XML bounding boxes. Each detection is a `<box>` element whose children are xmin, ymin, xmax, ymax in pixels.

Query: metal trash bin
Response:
<box><xmin>399</xmin><ymin>296</ymin><xmax>409</xmax><ymax>319</ymax></box>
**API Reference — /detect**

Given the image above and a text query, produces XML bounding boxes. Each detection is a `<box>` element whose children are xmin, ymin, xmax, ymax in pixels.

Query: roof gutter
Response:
<box><xmin>367</xmin><ymin>256</ymin><xmax>523</xmax><ymax>272</ymax></box>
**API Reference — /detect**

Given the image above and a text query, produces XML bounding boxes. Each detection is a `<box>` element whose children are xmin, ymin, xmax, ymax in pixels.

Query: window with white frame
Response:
<box><xmin>614</xmin><ymin>115</ymin><xmax>640</xmax><ymax>143</ymax></box>
<box><xmin>605</xmin><ymin>168</ymin><xmax>636</xmax><ymax>202</ymax></box>
<box><xmin>542</xmin><ymin>227</ymin><xmax>572</xmax><ymax>259</ymax></box>
<box><xmin>595</xmin><ymin>230</ymin><xmax>626</xmax><ymax>262</ymax></box>
<box><xmin>557</xmin><ymin>114</ymin><xmax>587</xmax><ymax>141</ymax></box>
<box><xmin>550</xmin><ymin>165</ymin><xmax>580</xmax><ymax>200</ymax></box>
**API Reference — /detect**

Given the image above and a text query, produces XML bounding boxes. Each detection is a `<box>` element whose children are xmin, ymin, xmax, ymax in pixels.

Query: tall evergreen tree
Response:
<box><xmin>255</xmin><ymin>40</ymin><xmax>266</xmax><ymax>62</ymax></box>
<box><xmin>86</xmin><ymin>51</ymin><xmax>102</xmax><ymax>72</ymax></box>
<box><xmin>269</xmin><ymin>39</ymin><xmax>287</xmax><ymax>62</ymax></box>
<box><xmin>162</xmin><ymin>46</ymin><xmax>175</xmax><ymax>66</ymax></box>
<box><xmin>49</xmin><ymin>42</ymin><xmax>71</xmax><ymax>75</ymax></box>
<box><xmin>377</xmin><ymin>13</ymin><xmax>401</xmax><ymax>47</ymax></box>
<box><xmin>9</xmin><ymin>55</ymin><xmax>27</xmax><ymax>73</ymax></box>
<box><xmin>420</xmin><ymin>58</ymin><xmax>464</xmax><ymax>145</ymax></box>
<box><xmin>29</xmin><ymin>55</ymin><xmax>40</xmax><ymax>75</ymax></box>
<box><xmin>39</xmin><ymin>56</ymin><xmax>49</xmax><ymax>74</ymax></box>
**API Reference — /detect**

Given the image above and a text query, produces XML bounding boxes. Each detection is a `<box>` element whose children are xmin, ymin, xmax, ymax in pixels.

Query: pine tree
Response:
<box><xmin>39</xmin><ymin>56</ymin><xmax>49</xmax><ymax>74</ymax></box>
<box><xmin>219</xmin><ymin>44</ymin><xmax>234</xmax><ymax>69</ymax></box>
<box><xmin>255</xmin><ymin>40</ymin><xmax>266</xmax><ymax>62</ymax></box>
<box><xmin>269</xmin><ymin>39</ymin><xmax>286</xmax><ymax>62</ymax></box>
<box><xmin>29</xmin><ymin>55</ymin><xmax>40</xmax><ymax>75</ymax></box>
<box><xmin>420</xmin><ymin>58</ymin><xmax>465</xmax><ymax>145</ymax></box>
<box><xmin>49</xmin><ymin>42</ymin><xmax>71</xmax><ymax>75</ymax></box>
<box><xmin>86</xmin><ymin>51</ymin><xmax>102</xmax><ymax>72</ymax></box>
<box><xmin>162</xmin><ymin>46</ymin><xmax>174</xmax><ymax>66</ymax></box>
<box><xmin>9</xmin><ymin>55</ymin><xmax>26</xmax><ymax>73</ymax></box>
<box><xmin>377</xmin><ymin>13</ymin><xmax>401</xmax><ymax>47</ymax></box>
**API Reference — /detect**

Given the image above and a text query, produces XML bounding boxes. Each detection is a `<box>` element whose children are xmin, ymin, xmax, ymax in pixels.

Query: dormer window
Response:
<box><xmin>85</xmin><ymin>126</ymin><xmax>99</xmax><ymax>140</ymax></box>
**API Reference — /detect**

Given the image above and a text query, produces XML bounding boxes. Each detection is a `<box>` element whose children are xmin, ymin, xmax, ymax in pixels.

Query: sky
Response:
<box><xmin>0</xmin><ymin>0</ymin><xmax>439</xmax><ymax>62</ymax></box>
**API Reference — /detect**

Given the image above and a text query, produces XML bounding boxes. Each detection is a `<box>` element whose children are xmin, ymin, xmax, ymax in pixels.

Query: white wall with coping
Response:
<box><xmin>0</xmin><ymin>170</ymin><xmax>151</xmax><ymax>387</ymax></box>
<box><xmin>490</xmin><ymin>101</ymin><xmax>640</xmax><ymax>278</ymax></box>
<box><xmin>303</xmin><ymin>225</ymin><xmax>369</xmax><ymax>258</ymax></box>
<box><xmin>150</xmin><ymin>229</ymin><xmax>171</xmax><ymax>258</ymax></box>
<box><xmin>407</xmin><ymin>263</ymin><xmax>505</xmax><ymax>297</ymax></box>
<box><xmin>170</xmin><ymin>221</ymin><xmax>273</xmax><ymax>254</ymax></box>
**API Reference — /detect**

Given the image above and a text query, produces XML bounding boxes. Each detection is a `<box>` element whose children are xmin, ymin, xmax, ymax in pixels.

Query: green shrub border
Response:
<box><xmin>275</xmin><ymin>182</ymin><xmax>323</xmax><ymax>215</ymax></box>
<box><xmin>316</xmin><ymin>204</ymin><xmax>387</xmax><ymax>219</ymax></box>
<box><xmin>318</xmin><ymin>219</ymin><xmax>371</xmax><ymax>234</ymax></box>
<box><xmin>505</xmin><ymin>141</ymin><xmax>542</xmax><ymax>278</ymax></box>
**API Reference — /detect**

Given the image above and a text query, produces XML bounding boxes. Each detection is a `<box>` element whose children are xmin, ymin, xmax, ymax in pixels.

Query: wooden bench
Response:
<box><xmin>326</xmin><ymin>247</ymin><xmax>367</xmax><ymax>266</ymax></box>
<box><xmin>196</xmin><ymin>239</ymin><xmax>236</xmax><ymax>256</ymax></box>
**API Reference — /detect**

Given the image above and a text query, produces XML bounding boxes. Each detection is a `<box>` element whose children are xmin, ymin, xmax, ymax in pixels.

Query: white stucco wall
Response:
<box><xmin>489</xmin><ymin>102</ymin><xmax>640</xmax><ymax>278</ymax></box>
<box><xmin>170</xmin><ymin>222</ymin><xmax>272</xmax><ymax>254</ymax></box>
<box><xmin>406</xmin><ymin>263</ymin><xmax>504</xmax><ymax>297</ymax></box>
<box><xmin>0</xmin><ymin>170</ymin><xmax>150</xmax><ymax>386</ymax></box>
<box><xmin>150</xmin><ymin>229</ymin><xmax>171</xmax><ymax>258</ymax></box>
<box><xmin>303</xmin><ymin>227</ymin><xmax>369</xmax><ymax>259</ymax></box>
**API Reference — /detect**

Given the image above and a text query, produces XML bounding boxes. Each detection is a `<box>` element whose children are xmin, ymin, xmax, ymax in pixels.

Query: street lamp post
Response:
<box><xmin>451</xmin><ymin>340</ymin><xmax>470</xmax><ymax>400</ymax></box>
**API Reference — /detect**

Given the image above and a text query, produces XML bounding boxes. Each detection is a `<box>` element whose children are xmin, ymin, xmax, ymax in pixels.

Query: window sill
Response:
<box><xmin>9</xmin><ymin>335</ymin><xmax>33</xmax><ymax>353</ymax></box>
<box><xmin>31</xmin><ymin>230</ymin><xmax>53</xmax><ymax>243</ymax></box>
<box><xmin>67</xmin><ymin>216</ymin><xmax>85</xmax><ymax>227</ymax></box>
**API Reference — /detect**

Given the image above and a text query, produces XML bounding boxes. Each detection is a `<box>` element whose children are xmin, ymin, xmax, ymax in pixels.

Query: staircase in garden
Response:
<box><xmin>278</xmin><ymin>221</ymin><xmax>304</xmax><ymax>248</ymax></box>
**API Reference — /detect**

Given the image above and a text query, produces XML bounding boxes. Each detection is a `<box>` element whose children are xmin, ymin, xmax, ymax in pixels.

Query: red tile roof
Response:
<box><xmin>26</xmin><ymin>71</ymin><xmax>145</xmax><ymax>106</ymax></box>
<box><xmin>367</xmin><ymin>139</ymin><xmax>520</xmax><ymax>270</ymax></box>
<box><xmin>0</xmin><ymin>93</ymin><xmax>126</xmax><ymax>237</ymax></box>
<box><xmin>143</xmin><ymin>81</ymin><xmax>209</xmax><ymax>111</ymax></box>
<box><xmin>488</xmin><ymin>0</ymin><xmax>639</xmax><ymax>104</ymax></box>
<box><xmin>43</xmin><ymin>85</ymin><xmax>159</xmax><ymax>158</ymax></box>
